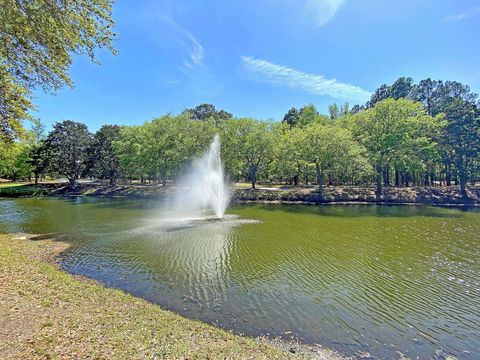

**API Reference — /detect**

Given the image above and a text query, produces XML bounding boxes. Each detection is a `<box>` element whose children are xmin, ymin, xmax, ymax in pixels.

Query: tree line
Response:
<box><xmin>1</xmin><ymin>2</ymin><xmax>479</xmax><ymax>198</ymax></box>
<box><xmin>1</xmin><ymin>78</ymin><xmax>479</xmax><ymax>199</ymax></box>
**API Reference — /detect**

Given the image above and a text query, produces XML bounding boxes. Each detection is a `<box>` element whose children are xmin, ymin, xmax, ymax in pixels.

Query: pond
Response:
<box><xmin>1</xmin><ymin>197</ymin><xmax>479</xmax><ymax>359</ymax></box>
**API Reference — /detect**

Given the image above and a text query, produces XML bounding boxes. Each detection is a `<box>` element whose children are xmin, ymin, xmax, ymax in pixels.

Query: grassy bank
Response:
<box><xmin>0</xmin><ymin>234</ymin><xmax>343</xmax><ymax>359</ymax></box>
<box><xmin>0</xmin><ymin>182</ymin><xmax>59</xmax><ymax>197</ymax></box>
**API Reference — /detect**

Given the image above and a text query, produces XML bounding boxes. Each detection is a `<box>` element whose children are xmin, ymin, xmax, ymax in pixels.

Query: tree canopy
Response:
<box><xmin>0</xmin><ymin>0</ymin><xmax>116</xmax><ymax>140</ymax></box>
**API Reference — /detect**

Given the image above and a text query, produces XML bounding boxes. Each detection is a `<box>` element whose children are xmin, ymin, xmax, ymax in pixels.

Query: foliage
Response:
<box><xmin>183</xmin><ymin>104</ymin><xmax>232</xmax><ymax>127</ymax></box>
<box><xmin>114</xmin><ymin>115</ymin><xmax>216</xmax><ymax>184</ymax></box>
<box><xmin>0</xmin><ymin>0</ymin><xmax>116</xmax><ymax>141</ymax></box>
<box><xmin>349</xmin><ymin>98</ymin><xmax>444</xmax><ymax>194</ymax></box>
<box><xmin>298</xmin><ymin>123</ymin><xmax>370</xmax><ymax>196</ymax></box>
<box><xmin>42</xmin><ymin>120</ymin><xmax>92</xmax><ymax>187</ymax></box>
<box><xmin>88</xmin><ymin>125</ymin><xmax>122</xmax><ymax>185</ymax></box>
<box><xmin>220</xmin><ymin>119</ymin><xmax>274</xmax><ymax>188</ymax></box>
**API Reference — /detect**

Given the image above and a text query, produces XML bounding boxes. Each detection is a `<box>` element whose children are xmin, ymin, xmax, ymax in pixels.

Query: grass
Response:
<box><xmin>0</xmin><ymin>182</ymin><xmax>27</xmax><ymax>188</ymax></box>
<box><xmin>0</xmin><ymin>234</ymin><xmax>341</xmax><ymax>359</ymax></box>
<box><xmin>0</xmin><ymin>184</ymin><xmax>52</xmax><ymax>197</ymax></box>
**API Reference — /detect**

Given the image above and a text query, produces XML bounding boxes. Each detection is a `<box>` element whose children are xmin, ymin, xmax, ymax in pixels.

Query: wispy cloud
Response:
<box><xmin>305</xmin><ymin>0</ymin><xmax>345</xmax><ymax>26</ymax></box>
<box><xmin>241</xmin><ymin>56</ymin><xmax>370</xmax><ymax>101</ymax></box>
<box><xmin>180</xmin><ymin>28</ymin><xmax>205</xmax><ymax>68</ymax></box>
<box><xmin>442</xmin><ymin>5</ymin><xmax>480</xmax><ymax>23</ymax></box>
<box><xmin>156</xmin><ymin>16</ymin><xmax>205</xmax><ymax>69</ymax></box>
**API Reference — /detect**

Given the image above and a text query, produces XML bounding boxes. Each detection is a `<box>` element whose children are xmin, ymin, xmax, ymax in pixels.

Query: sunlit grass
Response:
<box><xmin>0</xmin><ymin>182</ymin><xmax>28</xmax><ymax>188</ymax></box>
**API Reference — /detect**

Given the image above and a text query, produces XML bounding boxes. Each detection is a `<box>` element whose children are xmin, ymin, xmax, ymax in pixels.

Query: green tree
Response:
<box><xmin>0</xmin><ymin>68</ymin><xmax>33</xmax><ymax>140</ymax></box>
<box><xmin>183</xmin><ymin>104</ymin><xmax>232</xmax><ymax>127</ymax></box>
<box><xmin>441</xmin><ymin>98</ymin><xmax>480</xmax><ymax>197</ymax></box>
<box><xmin>0</xmin><ymin>0</ymin><xmax>116</xmax><ymax>140</ymax></box>
<box><xmin>43</xmin><ymin>120</ymin><xmax>92</xmax><ymax>187</ymax></box>
<box><xmin>270</xmin><ymin>124</ymin><xmax>304</xmax><ymax>185</ymax></box>
<box><xmin>329</xmin><ymin>102</ymin><xmax>350</xmax><ymax>120</ymax></box>
<box><xmin>282</xmin><ymin>107</ymin><xmax>300</xmax><ymax>128</ymax></box>
<box><xmin>350</xmin><ymin>98</ymin><xmax>442</xmax><ymax>196</ymax></box>
<box><xmin>221</xmin><ymin>119</ymin><xmax>274</xmax><ymax>189</ymax></box>
<box><xmin>89</xmin><ymin>125</ymin><xmax>122</xmax><ymax>185</ymax></box>
<box><xmin>113</xmin><ymin>125</ymin><xmax>147</xmax><ymax>183</ymax></box>
<box><xmin>300</xmin><ymin>124</ymin><xmax>369</xmax><ymax>197</ymax></box>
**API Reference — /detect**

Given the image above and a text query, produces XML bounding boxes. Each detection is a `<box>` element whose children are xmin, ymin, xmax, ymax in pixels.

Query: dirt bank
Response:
<box><xmin>233</xmin><ymin>186</ymin><xmax>480</xmax><ymax>206</ymax></box>
<box><xmin>1</xmin><ymin>181</ymin><xmax>479</xmax><ymax>206</ymax></box>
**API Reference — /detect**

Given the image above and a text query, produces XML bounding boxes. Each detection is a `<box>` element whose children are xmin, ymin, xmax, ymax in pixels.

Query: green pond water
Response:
<box><xmin>1</xmin><ymin>197</ymin><xmax>479</xmax><ymax>359</ymax></box>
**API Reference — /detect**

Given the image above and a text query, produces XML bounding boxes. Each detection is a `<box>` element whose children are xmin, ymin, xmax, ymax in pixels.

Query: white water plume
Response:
<box><xmin>169</xmin><ymin>134</ymin><xmax>231</xmax><ymax>219</ymax></box>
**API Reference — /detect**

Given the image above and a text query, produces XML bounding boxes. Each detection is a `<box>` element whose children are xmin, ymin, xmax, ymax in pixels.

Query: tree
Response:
<box><xmin>0</xmin><ymin>68</ymin><xmax>33</xmax><ymax>141</ymax></box>
<box><xmin>329</xmin><ymin>102</ymin><xmax>350</xmax><ymax>120</ymax></box>
<box><xmin>89</xmin><ymin>125</ymin><xmax>122</xmax><ymax>185</ymax></box>
<box><xmin>282</xmin><ymin>108</ymin><xmax>300</xmax><ymax>128</ymax></box>
<box><xmin>221</xmin><ymin>119</ymin><xmax>274</xmax><ymax>189</ymax></box>
<box><xmin>28</xmin><ymin>143</ymin><xmax>48</xmax><ymax>184</ymax></box>
<box><xmin>270</xmin><ymin>124</ymin><xmax>305</xmax><ymax>185</ymax></box>
<box><xmin>390</xmin><ymin>77</ymin><xmax>414</xmax><ymax>100</ymax></box>
<box><xmin>413</xmin><ymin>78</ymin><xmax>439</xmax><ymax>116</ymax></box>
<box><xmin>183</xmin><ymin>104</ymin><xmax>232</xmax><ymax>127</ymax></box>
<box><xmin>300</xmin><ymin>124</ymin><xmax>369</xmax><ymax>197</ymax></box>
<box><xmin>441</xmin><ymin>98</ymin><xmax>480</xmax><ymax>197</ymax></box>
<box><xmin>0</xmin><ymin>0</ymin><xmax>116</xmax><ymax>140</ymax></box>
<box><xmin>298</xmin><ymin>104</ymin><xmax>326</xmax><ymax>127</ymax></box>
<box><xmin>113</xmin><ymin>125</ymin><xmax>148</xmax><ymax>183</ymax></box>
<box><xmin>26</xmin><ymin>119</ymin><xmax>47</xmax><ymax>184</ymax></box>
<box><xmin>43</xmin><ymin>120</ymin><xmax>92</xmax><ymax>187</ymax></box>
<box><xmin>113</xmin><ymin>115</ymin><xmax>216</xmax><ymax>185</ymax></box>
<box><xmin>366</xmin><ymin>77</ymin><xmax>414</xmax><ymax>108</ymax></box>
<box><xmin>350</xmin><ymin>98</ymin><xmax>442</xmax><ymax>197</ymax></box>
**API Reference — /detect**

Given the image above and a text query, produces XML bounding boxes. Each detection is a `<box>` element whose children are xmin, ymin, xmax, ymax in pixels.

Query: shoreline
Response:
<box><xmin>0</xmin><ymin>233</ymin><xmax>346</xmax><ymax>359</ymax></box>
<box><xmin>1</xmin><ymin>182</ymin><xmax>480</xmax><ymax>207</ymax></box>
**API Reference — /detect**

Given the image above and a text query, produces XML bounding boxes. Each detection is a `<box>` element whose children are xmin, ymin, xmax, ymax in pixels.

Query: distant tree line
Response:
<box><xmin>1</xmin><ymin>78</ymin><xmax>480</xmax><ymax>199</ymax></box>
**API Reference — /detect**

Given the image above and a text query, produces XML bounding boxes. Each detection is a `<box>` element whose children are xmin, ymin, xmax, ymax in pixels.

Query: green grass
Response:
<box><xmin>0</xmin><ymin>183</ymin><xmax>53</xmax><ymax>197</ymax></box>
<box><xmin>0</xmin><ymin>234</ymin><xmax>306</xmax><ymax>359</ymax></box>
<box><xmin>0</xmin><ymin>182</ymin><xmax>27</xmax><ymax>188</ymax></box>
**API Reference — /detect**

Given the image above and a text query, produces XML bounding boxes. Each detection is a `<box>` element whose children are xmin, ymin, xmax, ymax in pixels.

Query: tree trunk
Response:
<box><xmin>375</xmin><ymin>163</ymin><xmax>382</xmax><ymax>200</ymax></box>
<box><xmin>249</xmin><ymin>163</ymin><xmax>256</xmax><ymax>189</ymax></box>
<box><xmin>384</xmin><ymin>165</ymin><xmax>390</xmax><ymax>187</ymax></box>
<box><xmin>293</xmin><ymin>175</ymin><xmax>298</xmax><ymax>186</ymax></box>
<box><xmin>316</xmin><ymin>164</ymin><xmax>324</xmax><ymax>198</ymax></box>
<box><xmin>458</xmin><ymin>158</ymin><xmax>468</xmax><ymax>199</ymax></box>
<box><xmin>446</xmin><ymin>164</ymin><xmax>451</xmax><ymax>186</ymax></box>
<box><xmin>68</xmin><ymin>177</ymin><xmax>76</xmax><ymax>188</ymax></box>
<box><xmin>110</xmin><ymin>177</ymin><xmax>116</xmax><ymax>186</ymax></box>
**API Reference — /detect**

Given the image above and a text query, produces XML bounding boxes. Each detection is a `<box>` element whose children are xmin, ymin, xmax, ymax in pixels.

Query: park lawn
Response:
<box><xmin>0</xmin><ymin>234</ymin><xmax>304</xmax><ymax>360</ymax></box>
<box><xmin>0</xmin><ymin>182</ymin><xmax>27</xmax><ymax>188</ymax></box>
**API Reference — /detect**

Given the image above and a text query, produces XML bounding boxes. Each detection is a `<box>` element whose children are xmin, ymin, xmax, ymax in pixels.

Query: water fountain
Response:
<box><xmin>170</xmin><ymin>134</ymin><xmax>230</xmax><ymax>220</ymax></box>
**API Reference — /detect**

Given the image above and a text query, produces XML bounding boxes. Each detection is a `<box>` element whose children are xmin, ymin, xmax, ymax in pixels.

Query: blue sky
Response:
<box><xmin>34</xmin><ymin>0</ymin><xmax>480</xmax><ymax>131</ymax></box>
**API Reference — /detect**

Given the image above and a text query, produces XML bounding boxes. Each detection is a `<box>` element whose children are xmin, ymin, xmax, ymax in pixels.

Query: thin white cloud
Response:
<box><xmin>442</xmin><ymin>5</ymin><xmax>480</xmax><ymax>22</ymax></box>
<box><xmin>180</xmin><ymin>28</ymin><xmax>205</xmax><ymax>67</ymax></box>
<box><xmin>241</xmin><ymin>56</ymin><xmax>370</xmax><ymax>101</ymax></box>
<box><xmin>157</xmin><ymin>16</ymin><xmax>205</xmax><ymax>68</ymax></box>
<box><xmin>306</xmin><ymin>0</ymin><xmax>345</xmax><ymax>26</ymax></box>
